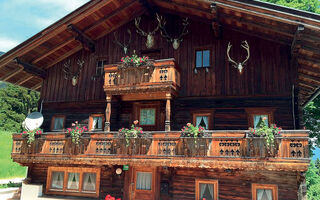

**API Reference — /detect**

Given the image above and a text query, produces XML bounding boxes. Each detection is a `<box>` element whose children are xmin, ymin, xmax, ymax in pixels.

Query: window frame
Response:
<box><xmin>192</xmin><ymin>110</ymin><xmax>214</xmax><ymax>130</ymax></box>
<box><xmin>46</xmin><ymin>167</ymin><xmax>100</xmax><ymax>198</ymax></box>
<box><xmin>95</xmin><ymin>59</ymin><xmax>107</xmax><ymax>77</ymax></box>
<box><xmin>245</xmin><ymin>108</ymin><xmax>276</xmax><ymax>128</ymax></box>
<box><xmin>195</xmin><ymin>179</ymin><xmax>219</xmax><ymax>200</ymax></box>
<box><xmin>133</xmin><ymin>102</ymin><xmax>161</xmax><ymax>131</ymax></box>
<box><xmin>252</xmin><ymin>183</ymin><xmax>278</xmax><ymax>200</ymax></box>
<box><xmin>89</xmin><ymin>114</ymin><xmax>105</xmax><ymax>131</ymax></box>
<box><xmin>139</xmin><ymin>108</ymin><xmax>156</xmax><ymax>126</ymax></box>
<box><xmin>194</xmin><ymin>47</ymin><xmax>212</xmax><ymax>69</ymax></box>
<box><xmin>50</xmin><ymin>115</ymin><xmax>66</xmax><ymax>131</ymax></box>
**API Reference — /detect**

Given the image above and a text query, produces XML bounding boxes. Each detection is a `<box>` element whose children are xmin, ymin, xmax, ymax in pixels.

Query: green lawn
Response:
<box><xmin>0</xmin><ymin>131</ymin><xmax>26</xmax><ymax>179</ymax></box>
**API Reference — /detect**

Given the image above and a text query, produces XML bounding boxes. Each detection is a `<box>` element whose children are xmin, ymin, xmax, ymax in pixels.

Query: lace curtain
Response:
<box><xmin>53</xmin><ymin>117</ymin><xmax>64</xmax><ymax>130</ymax></box>
<box><xmin>51</xmin><ymin>172</ymin><xmax>64</xmax><ymax>189</ymax></box>
<box><xmin>200</xmin><ymin>183</ymin><xmax>214</xmax><ymax>200</ymax></box>
<box><xmin>136</xmin><ymin>172</ymin><xmax>152</xmax><ymax>190</ymax></box>
<box><xmin>257</xmin><ymin>189</ymin><xmax>273</xmax><ymax>200</ymax></box>
<box><xmin>196</xmin><ymin>116</ymin><xmax>209</xmax><ymax>130</ymax></box>
<box><xmin>82</xmin><ymin>173</ymin><xmax>96</xmax><ymax>191</ymax></box>
<box><xmin>67</xmin><ymin>172</ymin><xmax>80</xmax><ymax>190</ymax></box>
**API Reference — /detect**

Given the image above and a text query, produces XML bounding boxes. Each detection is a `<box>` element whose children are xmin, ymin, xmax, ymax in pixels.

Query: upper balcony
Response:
<box><xmin>104</xmin><ymin>58</ymin><xmax>180</xmax><ymax>101</ymax></box>
<box><xmin>12</xmin><ymin>130</ymin><xmax>310</xmax><ymax>172</ymax></box>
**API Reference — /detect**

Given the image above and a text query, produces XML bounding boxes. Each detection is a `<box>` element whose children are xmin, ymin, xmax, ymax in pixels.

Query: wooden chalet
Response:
<box><xmin>1</xmin><ymin>0</ymin><xmax>320</xmax><ymax>199</ymax></box>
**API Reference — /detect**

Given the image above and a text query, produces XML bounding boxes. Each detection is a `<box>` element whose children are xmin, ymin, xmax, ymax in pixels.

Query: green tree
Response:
<box><xmin>261</xmin><ymin>0</ymin><xmax>320</xmax><ymax>13</ymax></box>
<box><xmin>306</xmin><ymin>159</ymin><xmax>320</xmax><ymax>200</ymax></box>
<box><xmin>0</xmin><ymin>83</ymin><xmax>40</xmax><ymax>132</ymax></box>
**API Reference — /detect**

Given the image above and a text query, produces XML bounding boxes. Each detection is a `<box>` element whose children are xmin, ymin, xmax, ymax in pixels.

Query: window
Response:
<box><xmin>46</xmin><ymin>167</ymin><xmax>100</xmax><ymax>198</ymax></box>
<box><xmin>96</xmin><ymin>60</ymin><xmax>107</xmax><ymax>76</ymax></box>
<box><xmin>245</xmin><ymin>108</ymin><xmax>275</xmax><ymax>129</ymax></box>
<box><xmin>136</xmin><ymin>172</ymin><xmax>152</xmax><ymax>190</ymax></box>
<box><xmin>193</xmin><ymin>112</ymin><xmax>214</xmax><ymax>130</ymax></box>
<box><xmin>252</xmin><ymin>184</ymin><xmax>278</xmax><ymax>200</ymax></box>
<box><xmin>195</xmin><ymin>179</ymin><xmax>218</xmax><ymax>200</ymax></box>
<box><xmin>196</xmin><ymin>49</ymin><xmax>211</xmax><ymax>68</ymax></box>
<box><xmin>89</xmin><ymin>114</ymin><xmax>104</xmax><ymax>131</ymax></box>
<box><xmin>51</xmin><ymin>115</ymin><xmax>65</xmax><ymax>131</ymax></box>
<box><xmin>140</xmin><ymin>108</ymin><xmax>156</xmax><ymax>126</ymax></box>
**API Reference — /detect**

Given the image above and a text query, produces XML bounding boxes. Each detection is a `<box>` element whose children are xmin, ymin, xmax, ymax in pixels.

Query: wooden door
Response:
<box><xmin>129</xmin><ymin>167</ymin><xmax>159</xmax><ymax>200</ymax></box>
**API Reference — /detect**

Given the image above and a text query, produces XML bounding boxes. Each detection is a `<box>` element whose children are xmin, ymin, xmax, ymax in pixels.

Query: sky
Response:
<box><xmin>0</xmin><ymin>0</ymin><xmax>89</xmax><ymax>52</ymax></box>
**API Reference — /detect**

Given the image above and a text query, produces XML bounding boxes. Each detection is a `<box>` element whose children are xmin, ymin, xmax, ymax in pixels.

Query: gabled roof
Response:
<box><xmin>0</xmin><ymin>0</ymin><xmax>319</xmax><ymax>106</ymax></box>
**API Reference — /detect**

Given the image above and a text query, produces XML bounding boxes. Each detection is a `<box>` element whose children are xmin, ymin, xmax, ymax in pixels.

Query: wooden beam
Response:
<box><xmin>291</xmin><ymin>24</ymin><xmax>305</xmax><ymax>55</ymax></box>
<box><xmin>15</xmin><ymin>75</ymin><xmax>33</xmax><ymax>86</ymax></box>
<box><xmin>31</xmin><ymin>81</ymin><xmax>42</xmax><ymax>91</ymax></box>
<box><xmin>211</xmin><ymin>3</ymin><xmax>222</xmax><ymax>38</ymax></box>
<box><xmin>67</xmin><ymin>24</ymin><xmax>95</xmax><ymax>52</ymax></box>
<box><xmin>14</xmin><ymin>58</ymin><xmax>46</xmax><ymax>79</ymax></box>
<box><xmin>0</xmin><ymin>67</ymin><xmax>23</xmax><ymax>81</ymax></box>
<box><xmin>46</xmin><ymin>45</ymin><xmax>82</xmax><ymax>68</ymax></box>
<box><xmin>32</xmin><ymin>37</ymin><xmax>75</xmax><ymax>64</ymax></box>
<box><xmin>299</xmin><ymin>73</ymin><xmax>320</xmax><ymax>85</ymax></box>
<box><xmin>84</xmin><ymin>0</ymin><xmax>139</xmax><ymax>34</ymax></box>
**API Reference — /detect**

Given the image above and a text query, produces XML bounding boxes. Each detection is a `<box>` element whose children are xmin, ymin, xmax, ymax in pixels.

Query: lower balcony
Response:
<box><xmin>12</xmin><ymin>130</ymin><xmax>310</xmax><ymax>172</ymax></box>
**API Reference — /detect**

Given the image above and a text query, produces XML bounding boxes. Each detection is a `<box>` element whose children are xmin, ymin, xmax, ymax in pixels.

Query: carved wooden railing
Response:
<box><xmin>12</xmin><ymin>130</ymin><xmax>309</xmax><ymax>159</ymax></box>
<box><xmin>103</xmin><ymin>58</ymin><xmax>180</xmax><ymax>95</ymax></box>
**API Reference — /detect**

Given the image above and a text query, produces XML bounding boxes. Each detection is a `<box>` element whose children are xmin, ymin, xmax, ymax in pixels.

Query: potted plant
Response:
<box><xmin>247</xmin><ymin>117</ymin><xmax>281</xmax><ymax>157</ymax></box>
<box><xmin>20</xmin><ymin>128</ymin><xmax>42</xmax><ymax>146</ymax></box>
<box><xmin>117</xmin><ymin>120</ymin><xmax>151</xmax><ymax>154</ymax></box>
<box><xmin>119</xmin><ymin>51</ymin><xmax>153</xmax><ymax>70</ymax></box>
<box><xmin>105</xmin><ymin>194</ymin><xmax>121</xmax><ymax>200</ymax></box>
<box><xmin>66</xmin><ymin>121</ymin><xmax>88</xmax><ymax>154</ymax></box>
<box><xmin>180</xmin><ymin>123</ymin><xmax>208</xmax><ymax>156</ymax></box>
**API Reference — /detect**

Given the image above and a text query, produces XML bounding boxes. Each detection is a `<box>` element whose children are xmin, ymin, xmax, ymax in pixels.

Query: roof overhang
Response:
<box><xmin>0</xmin><ymin>0</ymin><xmax>319</xmax><ymax>106</ymax></box>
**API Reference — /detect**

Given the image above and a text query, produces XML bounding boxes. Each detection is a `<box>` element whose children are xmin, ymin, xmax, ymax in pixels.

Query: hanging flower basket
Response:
<box><xmin>247</xmin><ymin>118</ymin><xmax>281</xmax><ymax>157</ymax></box>
<box><xmin>116</xmin><ymin>120</ymin><xmax>152</xmax><ymax>155</ymax></box>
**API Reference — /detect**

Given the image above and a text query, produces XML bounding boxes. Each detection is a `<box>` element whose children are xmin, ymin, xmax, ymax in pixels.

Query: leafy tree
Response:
<box><xmin>306</xmin><ymin>159</ymin><xmax>320</xmax><ymax>200</ymax></box>
<box><xmin>304</xmin><ymin>97</ymin><xmax>320</xmax><ymax>148</ymax></box>
<box><xmin>260</xmin><ymin>0</ymin><xmax>320</xmax><ymax>13</ymax></box>
<box><xmin>0</xmin><ymin>82</ymin><xmax>40</xmax><ymax>132</ymax></box>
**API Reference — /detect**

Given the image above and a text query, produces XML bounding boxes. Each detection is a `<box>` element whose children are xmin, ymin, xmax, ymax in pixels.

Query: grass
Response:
<box><xmin>0</xmin><ymin>131</ymin><xmax>26</xmax><ymax>179</ymax></box>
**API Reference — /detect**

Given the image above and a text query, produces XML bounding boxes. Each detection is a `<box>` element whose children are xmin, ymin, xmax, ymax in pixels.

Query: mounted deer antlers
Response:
<box><xmin>135</xmin><ymin>14</ymin><xmax>161</xmax><ymax>48</ymax></box>
<box><xmin>227</xmin><ymin>40</ymin><xmax>250</xmax><ymax>74</ymax></box>
<box><xmin>113</xmin><ymin>29</ymin><xmax>132</xmax><ymax>55</ymax></box>
<box><xmin>158</xmin><ymin>15</ymin><xmax>189</xmax><ymax>50</ymax></box>
<box><xmin>63</xmin><ymin>59</ymin><xmax>85</xmax><ymax>86</ymax></box>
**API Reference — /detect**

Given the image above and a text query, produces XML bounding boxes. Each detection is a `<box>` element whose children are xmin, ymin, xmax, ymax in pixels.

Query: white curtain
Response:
<box><xmin>257</xmin><ymin>189</ymin><xmax>273</xmax><ymax>200</ymax></box>
<box><xmin>54</xmin><ymin>118</ymin><xmax>64</xmax><ymax>130</ymax></box>
<box><xmin>136</xmin><ymin>172</ymin><xmax>152</xmax><ymax>190</ymax></box>
<box><xmin>200</xmin><ymin>183</ymin><xmax>214</xmax><ymax>200</ymax></box>
<box><xmin>196</xmin><ymin>116</ymin><xmax>209</xmax><ymax>130</ymax></box>
<box><xmin>82</xmin><ymin>173</ymin><xmax>96</xmax><ymax>191</ymax></box>
<box><xmin>254</xmin><ymin>115</ymin><xmax>268</xmax><ymax>128</ymax></box>
<box><xmin>51</xmin><ymin>172</ymin><xmax>64</xmax><ymax>189</ymax></box>
<box><xmin>92</xmin><ymin>117</ymin><xmax>102</xmax><ymax>131</ymax></box>
<box><xmin>67</xmin><ymin>172</ymin><xmax>80</xmax><ymax>190</ymax></box>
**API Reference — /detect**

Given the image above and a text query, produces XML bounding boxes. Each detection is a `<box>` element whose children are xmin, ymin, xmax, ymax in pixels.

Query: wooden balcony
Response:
<box><xmin>12</xmin><ymin>130</ymin><xmax>310</xmax><ymax>172</ymax></box>
<box><xmin>103</xmin><ymin>58</ymin><xmax>180</xmax><ymax>100</ymax></box>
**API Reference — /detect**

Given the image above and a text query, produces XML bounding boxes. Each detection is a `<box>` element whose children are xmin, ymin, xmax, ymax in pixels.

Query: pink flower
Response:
<box><xmin>23</xmin><ymin>131</ymin><xmax>27</xmax><ymax>134</ymax></box>
<box><xmin>133</xmin><ymin>120</ymin><xmax>139</xmax><ymax>125</ymax></box>
<box><xmin>72</xmin><ymin>123</ymin><xmax>75</xmax><ymax>127</ymax></box>
<box><xmin>20</xmin><ymin>133</ymin><xmax>23</xmax><ymax>136</ymax></box>
<box><xmin>187</xmin><ymin>123</ymin><xmax>191</xmax><ymax>127</ymax></box>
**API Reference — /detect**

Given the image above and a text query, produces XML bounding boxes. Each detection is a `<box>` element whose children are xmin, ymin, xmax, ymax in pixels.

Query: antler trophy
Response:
<box><xmin>63</xmin><ymin>59</ymin><xmax>85</xmax><ymax>86</ymax></box>
<box><xmin>227</xmin><ymin>40</ymin><xmax>250</xmax><ymax>74</ymax></box>
<box><xmin>158</xmin><ymin>15</ymin><xmax>189</xmax><ymax>50</ymax></box>
<box><xmin>113</xmin><ymin>29</ymin><xmax>132</xmax><ymax>55</ymax></box>
<box><xmin>135</xmin><ymin>15</ymin><xmax>161</xmax><ymax>49</ymax></box>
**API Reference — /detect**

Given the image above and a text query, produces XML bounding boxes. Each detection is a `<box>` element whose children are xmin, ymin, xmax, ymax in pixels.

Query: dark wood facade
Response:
<box><xmin>4</xmin><ymin>0</ymin><xmax>320</xmax><ymax>199</ymax></box>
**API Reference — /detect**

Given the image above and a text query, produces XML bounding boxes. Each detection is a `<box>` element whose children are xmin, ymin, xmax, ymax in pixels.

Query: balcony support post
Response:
<box><xmin>165</xmin><ymin>93</ymin><xmax>171</xmax><ymax>132</ymax></box>
<box><xmin>105</xmin><ymin>95</ymin><xmax>112</xmax><ymax>132</ymax></box>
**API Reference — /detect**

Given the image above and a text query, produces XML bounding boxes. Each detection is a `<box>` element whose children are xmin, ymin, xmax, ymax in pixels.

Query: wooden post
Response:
<box><xmin>105</xmin><ymin>95</ymin><xmax>112</xmax><ymax>132</ymax></box>
<box><xmin>165</xmin><ymin>93</ymin><xmax>171</xmax><ymax>132</ymax></box>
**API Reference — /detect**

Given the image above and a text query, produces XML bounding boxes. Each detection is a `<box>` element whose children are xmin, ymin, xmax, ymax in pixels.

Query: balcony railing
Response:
<box><xmin>12</xmin><ymin>130</ymin><xmax>309</xmax><ymax>159</ymax></box>
<box><xmin>103</xmin><ymin>58</ymin><xmax>180</xmax><ymax>96</ymax></box>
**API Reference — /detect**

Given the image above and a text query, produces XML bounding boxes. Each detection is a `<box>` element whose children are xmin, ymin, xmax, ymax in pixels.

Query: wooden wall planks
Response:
<box><xmin>41</xmin><ymin>13</ymin><xmax>293</xmax><ymax>102</ymax></box>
